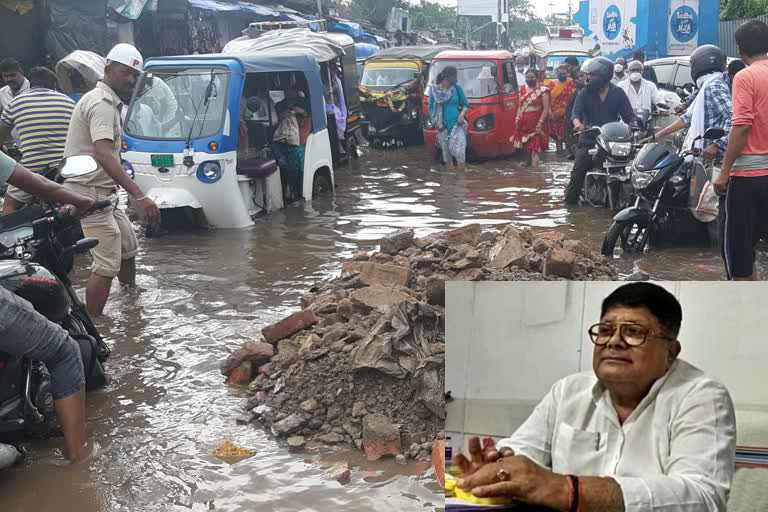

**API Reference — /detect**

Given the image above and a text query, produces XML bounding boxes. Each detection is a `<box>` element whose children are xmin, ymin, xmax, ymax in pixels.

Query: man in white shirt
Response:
<box><xmin>515</xmin><ymin>55</ymin><xmax>528</xmax><ymax>90</ymax></box>
<box><xmin>453</xmin><ymin>282</ymin><xmax>736</xmax><ymax>512</ymax></box>
<box><xmin>618</xmin><ymin>60</ymin><xmax>662</xmax><ymax>113</ymax></box>
<box><xmin>0</xmin><ymin>58</ymin><xmax>30</xmax><ymax>144</ymax></box>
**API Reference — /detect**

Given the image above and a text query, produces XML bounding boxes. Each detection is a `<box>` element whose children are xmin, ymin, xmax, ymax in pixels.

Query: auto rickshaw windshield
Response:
<box><xmin>428</xmin><ymin>60</ymin><xmax>498</xmax><ymax>98</ymax></box>
<box><xmin>361</xmin><ymin>66</ymin><xmax>419</xmax><ymax>88</ymax></box>
<box><xmin>125</xmin><ymin>68</ymin><xmax>230</xmax><ymax>140</ymax></box>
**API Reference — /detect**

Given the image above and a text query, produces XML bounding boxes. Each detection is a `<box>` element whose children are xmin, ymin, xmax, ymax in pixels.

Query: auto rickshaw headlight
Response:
<box><xmin>474</xmin><ymin>114</ymin><xmax>495</xmax><ymax>132</ymax></box>
<box><xmin>197</xmin><ymin>161</ymin><xmax>222</xmax><ymax>184</ymax></box>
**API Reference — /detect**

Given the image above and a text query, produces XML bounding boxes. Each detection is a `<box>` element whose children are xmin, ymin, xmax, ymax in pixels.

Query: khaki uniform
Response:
<box><xmin>63</xmin><ymin>82</ymin><xmax>138</xmax><ymax>278</ymax></box>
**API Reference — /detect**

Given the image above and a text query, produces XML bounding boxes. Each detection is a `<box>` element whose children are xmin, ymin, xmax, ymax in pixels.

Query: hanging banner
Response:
<box><xmin>587</xmin><ymin>0</ymin><xmax>637</xmax><ymax>55</ymax></box>
<box><xmin>667</xmin><ymin>0</ymin><xmax>699</xmax><ymax>55</ymax></box>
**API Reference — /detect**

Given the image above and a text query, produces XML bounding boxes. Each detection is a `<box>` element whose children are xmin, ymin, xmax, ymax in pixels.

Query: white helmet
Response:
<box><xmin>106</xmin><ymin>43</ymin><xmax>143</xmax><ymax>73</ymax></box>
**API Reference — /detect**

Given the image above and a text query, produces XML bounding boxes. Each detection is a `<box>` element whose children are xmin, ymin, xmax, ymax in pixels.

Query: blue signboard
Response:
<box><xmin>603</xmin><ymin>5</ymin><xmax>622</xmax><ymax>41</ymax></box>
<box><xmin>670</xmin><ymin>5</ymin><xmax>698</xmax><ymax>44</ymax></box>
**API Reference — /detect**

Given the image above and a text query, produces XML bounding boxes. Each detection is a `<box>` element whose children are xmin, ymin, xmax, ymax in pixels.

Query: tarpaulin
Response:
<box><xmin>187</xmin><ymin>0</ymin><xmax>281</xmax><ymax>17</ymax></box>
<box><xmin>224</xmin><ymin>28</ymin><xmax>345</xmax><ymax>63</ymax></box>
<box><xmin>55</xmin><ymin>50</ymin><xmax>105</xmax><ymax>94</ymax></box>
<box><xmin>108</xmin><ymin>0</ymin><xmax>150</xmax><ymax>20</ymax></box>
<box><xmin>46</xmin><ymin>0</ymin><xmax>107</xmax><ymax>62</ymax></box>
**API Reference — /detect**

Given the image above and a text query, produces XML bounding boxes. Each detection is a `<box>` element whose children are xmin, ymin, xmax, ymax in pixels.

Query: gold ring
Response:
<box><xmin>495</xmin><ymin>467</ymin><xmax>510</xmax><ymax>482</ymax></box>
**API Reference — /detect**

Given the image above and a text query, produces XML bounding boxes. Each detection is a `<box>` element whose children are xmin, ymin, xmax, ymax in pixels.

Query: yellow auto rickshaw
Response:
<box><xmin>358</xmin><ymin>45</ymin><xmax>457</xmax><ymax>146</ymax></box>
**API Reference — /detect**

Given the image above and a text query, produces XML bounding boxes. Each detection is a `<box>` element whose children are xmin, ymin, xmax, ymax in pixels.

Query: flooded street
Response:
<box><xmin>1</xmin><ymin>146</ymin><xmax>753</xmax><ymax>511</ymax></box>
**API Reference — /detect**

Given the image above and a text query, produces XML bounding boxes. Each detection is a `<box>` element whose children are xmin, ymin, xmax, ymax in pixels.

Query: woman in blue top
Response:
<box><xmin>429</xmin><ymin>66</ymin><xmax>470</xmax><ymax>171</ymax></box>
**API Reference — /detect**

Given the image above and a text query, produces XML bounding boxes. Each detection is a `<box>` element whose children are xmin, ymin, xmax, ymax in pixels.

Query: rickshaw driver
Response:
<box><xmin>62</xmin><ymin>43</ymin><xmax>160</xmax><ymax>317</ymax></box>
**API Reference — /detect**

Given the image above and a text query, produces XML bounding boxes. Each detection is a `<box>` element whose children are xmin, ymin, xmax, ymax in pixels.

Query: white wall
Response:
<box><xmin>446</xmin><ymin>282</ymin><xmax>768</xmax><ymax>450</ymax></box>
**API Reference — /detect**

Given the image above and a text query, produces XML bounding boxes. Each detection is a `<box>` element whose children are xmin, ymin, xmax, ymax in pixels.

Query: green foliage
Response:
<box><xmin>721</xmin><ymin>0</ymin><xmax>768</xmax><ymax>21</ymax></box>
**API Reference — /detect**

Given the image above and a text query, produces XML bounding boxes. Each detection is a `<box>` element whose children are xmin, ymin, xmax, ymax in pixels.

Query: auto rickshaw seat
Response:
<box><xmin>236</xmin><ymin>158</ymin><xmax>278</xmax><ymax>179</ymax></box>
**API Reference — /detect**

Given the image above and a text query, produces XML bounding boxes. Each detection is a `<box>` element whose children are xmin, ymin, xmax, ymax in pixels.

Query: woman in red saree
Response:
<box><xmin>512</xmin><ymin>70</ymin><xmax>550</xmax><ymax>167</ymax></box>
<box><xmin>546</xmin><ymin>63</ymin><xmax>577</xmax><ymax>153</ymax></box>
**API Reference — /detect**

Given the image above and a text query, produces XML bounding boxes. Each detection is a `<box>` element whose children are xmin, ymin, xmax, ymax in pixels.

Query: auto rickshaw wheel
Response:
<box><xmin>312</xmin><ymin>172</ymin><xmax>332</xmax><ymax>198</ymax></box>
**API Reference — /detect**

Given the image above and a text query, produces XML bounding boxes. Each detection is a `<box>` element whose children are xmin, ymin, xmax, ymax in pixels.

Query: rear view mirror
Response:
<box><xmin>704</xmin><ymin>128</ymin><xmax>726</xmax><ymax>140</ymax></box>
<box><xmin>60</xmin><ymin>155</ymin><xmax>99</xmax><ymax>179</ymax></box>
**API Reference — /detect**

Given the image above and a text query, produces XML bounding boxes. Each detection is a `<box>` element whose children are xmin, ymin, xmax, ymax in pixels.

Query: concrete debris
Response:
<box><xmin>223</xmin><ymin>223</ymin><xmax>617</xmax><ymax>461</ymax></box>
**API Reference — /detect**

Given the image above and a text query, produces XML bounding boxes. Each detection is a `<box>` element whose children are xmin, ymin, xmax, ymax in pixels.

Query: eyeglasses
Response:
<box><xmin>587</xmin><ymin>322</ymin><xmax>674</xmax><ymax>347</ymax></box>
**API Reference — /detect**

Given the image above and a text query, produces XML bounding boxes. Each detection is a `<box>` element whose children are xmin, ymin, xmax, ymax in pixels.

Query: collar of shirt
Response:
<box><xmin>95</xmin><ymin>81</ymin><xmax>123</xmax><ymax>109</ymax></box>
<box><xmin>590</xmin><ymin>359</ymin><xmax>678</xmax><ymax>428</ymax></box>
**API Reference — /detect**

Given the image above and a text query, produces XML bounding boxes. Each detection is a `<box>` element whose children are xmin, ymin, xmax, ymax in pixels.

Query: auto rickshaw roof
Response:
<box><xmin>529</xmin><ymin>33</ymin><xmax>600</xmax><ymax>58</ymax></box>
<box><xmin>143</xmin><ymin>54</ymin><xmax>327</xmax><ymax>132</ymax></box>
<box><xmin>55</xmin><ymin>50</ymin><xmax>105</xmax><ymax>93</ymax></box>
<box><xmin>223</xmin><ymin>28</ymin><xmax>346</xmax><ymax>63</ymax></box>
<box><xmin>433</xmin><ymin>50</ymin><xmax>515</xmax><ymax>61</ymax></box>
<box><xmin>371</xmin><ymin>45</ymin><xmax>461</xmax><ymax>63</ymax></box>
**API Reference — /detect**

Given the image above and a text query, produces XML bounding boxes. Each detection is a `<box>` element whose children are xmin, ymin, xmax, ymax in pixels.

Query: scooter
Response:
<box><xmin>0</xmin><ymin>156</ymin><xmax>112</xmax><ymax>439</ymax></box>
<box><xmin>600</xmin><ymin>127</ymin><xmax>726</xmax><ymax>257</ymax></box>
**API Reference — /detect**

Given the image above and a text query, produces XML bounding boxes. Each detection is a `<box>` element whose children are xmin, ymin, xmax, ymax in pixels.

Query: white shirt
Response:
<box><xmin>516</xmin><ymin>71</ymin><xmax>526</xmax><ymax>89</ymax></box>
<box><xmin>0</xmin><ymin>78</ymin><xmax>30</xmax><ymax>141</ymax></box>
<box><xmin>618</xmin><ymin>78</ymin><xmax>661</xmax><ymax>113</ymax></box>
<box><xmin>496</xmin><ymin>359</ymin><xmax>736</xmax><ymax>512</ymax></box>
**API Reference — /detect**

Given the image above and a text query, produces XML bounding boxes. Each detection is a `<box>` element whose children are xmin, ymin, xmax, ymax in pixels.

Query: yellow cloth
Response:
<box><xmin>0</xmin><ymin>0</ymin><xmax>34</xmax><ymax>15</ymax></box>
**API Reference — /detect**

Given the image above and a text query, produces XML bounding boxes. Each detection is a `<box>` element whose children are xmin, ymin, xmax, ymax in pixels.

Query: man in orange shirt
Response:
<box><xmin>715</xmin><ymin>20</ymin><xmax>768</xmax><ymax>280</ymax></box>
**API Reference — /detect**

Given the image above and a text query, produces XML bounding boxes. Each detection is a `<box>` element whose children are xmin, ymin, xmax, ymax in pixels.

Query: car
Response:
<box><xmin>646</xmin><ymin>56</ymin><xmax>693</xmax><ymax>92</ymax></box>
<box><xmin>647</xmin><ymin>55</ymin><xmax>737</xmax><ymax>92</ymax></box>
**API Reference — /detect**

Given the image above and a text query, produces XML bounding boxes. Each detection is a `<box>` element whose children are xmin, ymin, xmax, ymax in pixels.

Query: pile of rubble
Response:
<box><xmin>221</xmin><ymin>223</ymin><xmax>617</xmax><ymax>467</ymax></box>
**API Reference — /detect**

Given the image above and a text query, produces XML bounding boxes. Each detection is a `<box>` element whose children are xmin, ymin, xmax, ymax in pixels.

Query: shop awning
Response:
<box><xmin>187</xmin><ymin>0</ymin><xmax>282</xmax><ymax>17</ymax></box>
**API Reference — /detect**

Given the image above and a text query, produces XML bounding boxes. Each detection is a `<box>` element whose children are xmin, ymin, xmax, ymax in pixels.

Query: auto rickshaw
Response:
<box><xmin>422</xmin><ymin>50</ymin><xmax>520</xmax><ymax>161</ymax></box>
<box><xmin>359</xmin><ymin>45</ymin><xmax>457</xmax><ymax>146</ymax></box>
<box><xmin>224</xmin><ymin>29</ymin><xmax>363</xmax><ymax>167</ymax></box>
<box><xmin>121</xmin><ymin>51</ymin><xmax>334</xmax><ymax>230</ymax></box>
<box><xmin>529</xmin><ymin>26</ymin><xmax>600</xmax><ymax>79</ymax></box>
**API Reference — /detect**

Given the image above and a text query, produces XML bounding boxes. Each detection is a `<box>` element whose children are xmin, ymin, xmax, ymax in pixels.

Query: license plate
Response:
<box><xmin>151</xmin><ymin>154</ymin><xmax>174</xmax><ymax>167</ymax></box>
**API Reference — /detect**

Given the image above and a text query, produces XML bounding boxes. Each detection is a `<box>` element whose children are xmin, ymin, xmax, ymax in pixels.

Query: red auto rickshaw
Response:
<box><xmin>422</xmin><ymin>50</ymin><xmax>520</xmax><ymax>161</ymax></box>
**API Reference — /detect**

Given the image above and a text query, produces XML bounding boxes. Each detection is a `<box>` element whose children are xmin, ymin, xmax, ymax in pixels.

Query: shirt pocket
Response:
<box><xmin>551</xmin><ymin>422</ymin><xmax>608</xmax><ymax>476</ymax></box>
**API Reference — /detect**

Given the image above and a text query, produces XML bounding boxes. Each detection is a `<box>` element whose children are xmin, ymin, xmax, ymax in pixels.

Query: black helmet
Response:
<box><xmin>582</xmin><ymin>57</ymin><xmax>614</xmax><ymax>82</ymax></box>
<box><xmin>690</xmin><ymin>44</ymin><xmax>726</xmax><ymax>82</ymax></box>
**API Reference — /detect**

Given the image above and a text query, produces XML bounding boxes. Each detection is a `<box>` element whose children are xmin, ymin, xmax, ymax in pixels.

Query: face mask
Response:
<box><xmin>629</xmin><ymin>72</ymin><xmax>642</xmax><ymax>83</ymax></box>
<box><xmin>557</xmin><ymin>73</ymin><xmax>568</xmax><ymax>82</ymax></box>
<box><xmin>614</xmin><ymin>64</ymin><xmax>624</xmax><ymax>74</ymax></box>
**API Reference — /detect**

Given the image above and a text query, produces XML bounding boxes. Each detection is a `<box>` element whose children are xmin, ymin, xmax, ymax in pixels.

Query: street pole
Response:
<box><xmin>316</xmin><ymin>0</ymin><xmax>322</xmax><ymax>16</ymax></box>
<box><xmin>497</xmin><ymin>0</ymin><xmax>502</xmax><ymax>49</ymax></box>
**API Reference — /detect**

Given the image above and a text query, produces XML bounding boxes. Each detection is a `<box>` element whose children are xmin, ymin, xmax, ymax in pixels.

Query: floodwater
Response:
<box><xmin>1</xmin><ymin>146</ymin><xmax>757</xmax><ymax>512</ymax></box>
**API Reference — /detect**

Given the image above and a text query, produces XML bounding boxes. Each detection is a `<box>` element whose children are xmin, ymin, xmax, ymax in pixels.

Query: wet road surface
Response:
<box><xmin>1</xmin><ymin>147</ymin><xmax>757</xmax><ymax>512</ymax></box>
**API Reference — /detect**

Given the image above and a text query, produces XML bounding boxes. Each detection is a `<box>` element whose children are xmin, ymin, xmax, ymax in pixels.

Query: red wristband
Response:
<box><xmin>566</xmin><ymin>475</ymin><xmax>580</xmax><ymax>512</ymax></box>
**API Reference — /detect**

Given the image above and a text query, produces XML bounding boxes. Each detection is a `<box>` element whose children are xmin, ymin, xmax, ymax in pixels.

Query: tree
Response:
<box><xmin>721</xmin><ymin>0</ymin><xmax>768</xmax><ymax>20</ymax></box>
<box><xmin>409</xmin><ymin>1</ymin><xmax>459</xmax><ymax>32</ymax></box>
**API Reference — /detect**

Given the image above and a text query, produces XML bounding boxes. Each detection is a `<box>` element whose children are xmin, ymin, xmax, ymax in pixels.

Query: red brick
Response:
<box><xmin>262</xmin><ymin>308</ymin><xmax>319</xmax><ymax>345</ymax></box>
<box><xmin>220</xmin><ymin>341</ymin><xmax>274</xmax><ymax>376</ymax></box>
<box><xmin>362</xmin><ymin>414</ymin><xmax>402</xmax><ymax>461</ymax></box>
<box><xmin>225</xmin><ymin>361</ymin><xmax>252</xmax><ymax>385</ymax></box>
<box><xmin>538</xmin><ymin>230</ymin><xmax>566</xmax><ymax>242</ymax></box>
<box><xmin>544</xmin><ymin>248</ymin><xmax>577</xmax><ymax>278</ymax></box>
<box><xmin>432</xmin><ymin>439</ymin><xmax>445</xmax><ymax>488</ymax></box>
<box><xmin>436</xmin><ymin>224</ymin><xmax>482</xmax><ymax>245</ymax></box>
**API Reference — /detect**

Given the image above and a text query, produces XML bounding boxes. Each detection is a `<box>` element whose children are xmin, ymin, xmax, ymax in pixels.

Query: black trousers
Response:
<box><xmin>565</xmin><ymin>137</ymin><xmax>599</xmax><ymax>204</ymax></box>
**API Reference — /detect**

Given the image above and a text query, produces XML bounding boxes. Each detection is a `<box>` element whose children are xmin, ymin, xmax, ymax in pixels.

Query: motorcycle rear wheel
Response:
<box><xmin>602</xmin><ymin>218</ymin><xmax>652</xmax><ymax>257</ymax></box>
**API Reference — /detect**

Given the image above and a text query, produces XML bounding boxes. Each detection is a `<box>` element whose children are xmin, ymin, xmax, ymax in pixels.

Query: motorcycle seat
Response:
<box><xmin>236</xmin><ymin>159</ymin><xmax>278</xmax><ymax>179</ymax></box>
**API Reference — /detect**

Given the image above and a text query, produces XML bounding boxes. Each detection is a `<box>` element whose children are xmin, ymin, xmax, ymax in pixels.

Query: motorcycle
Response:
<box><xmin>580</xmin><ymin>122</ymin><xmax>640</xmax><ymax>211</ymax></box>
<box><xmin>0</xmin><ymin>156</ymin><xmax>112</xmax><ymax>439</ymax></box>
<box><xmin>601</xmin><ymin>127</ymin><xmax>726</xmax><ymax>257</ymax></box>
